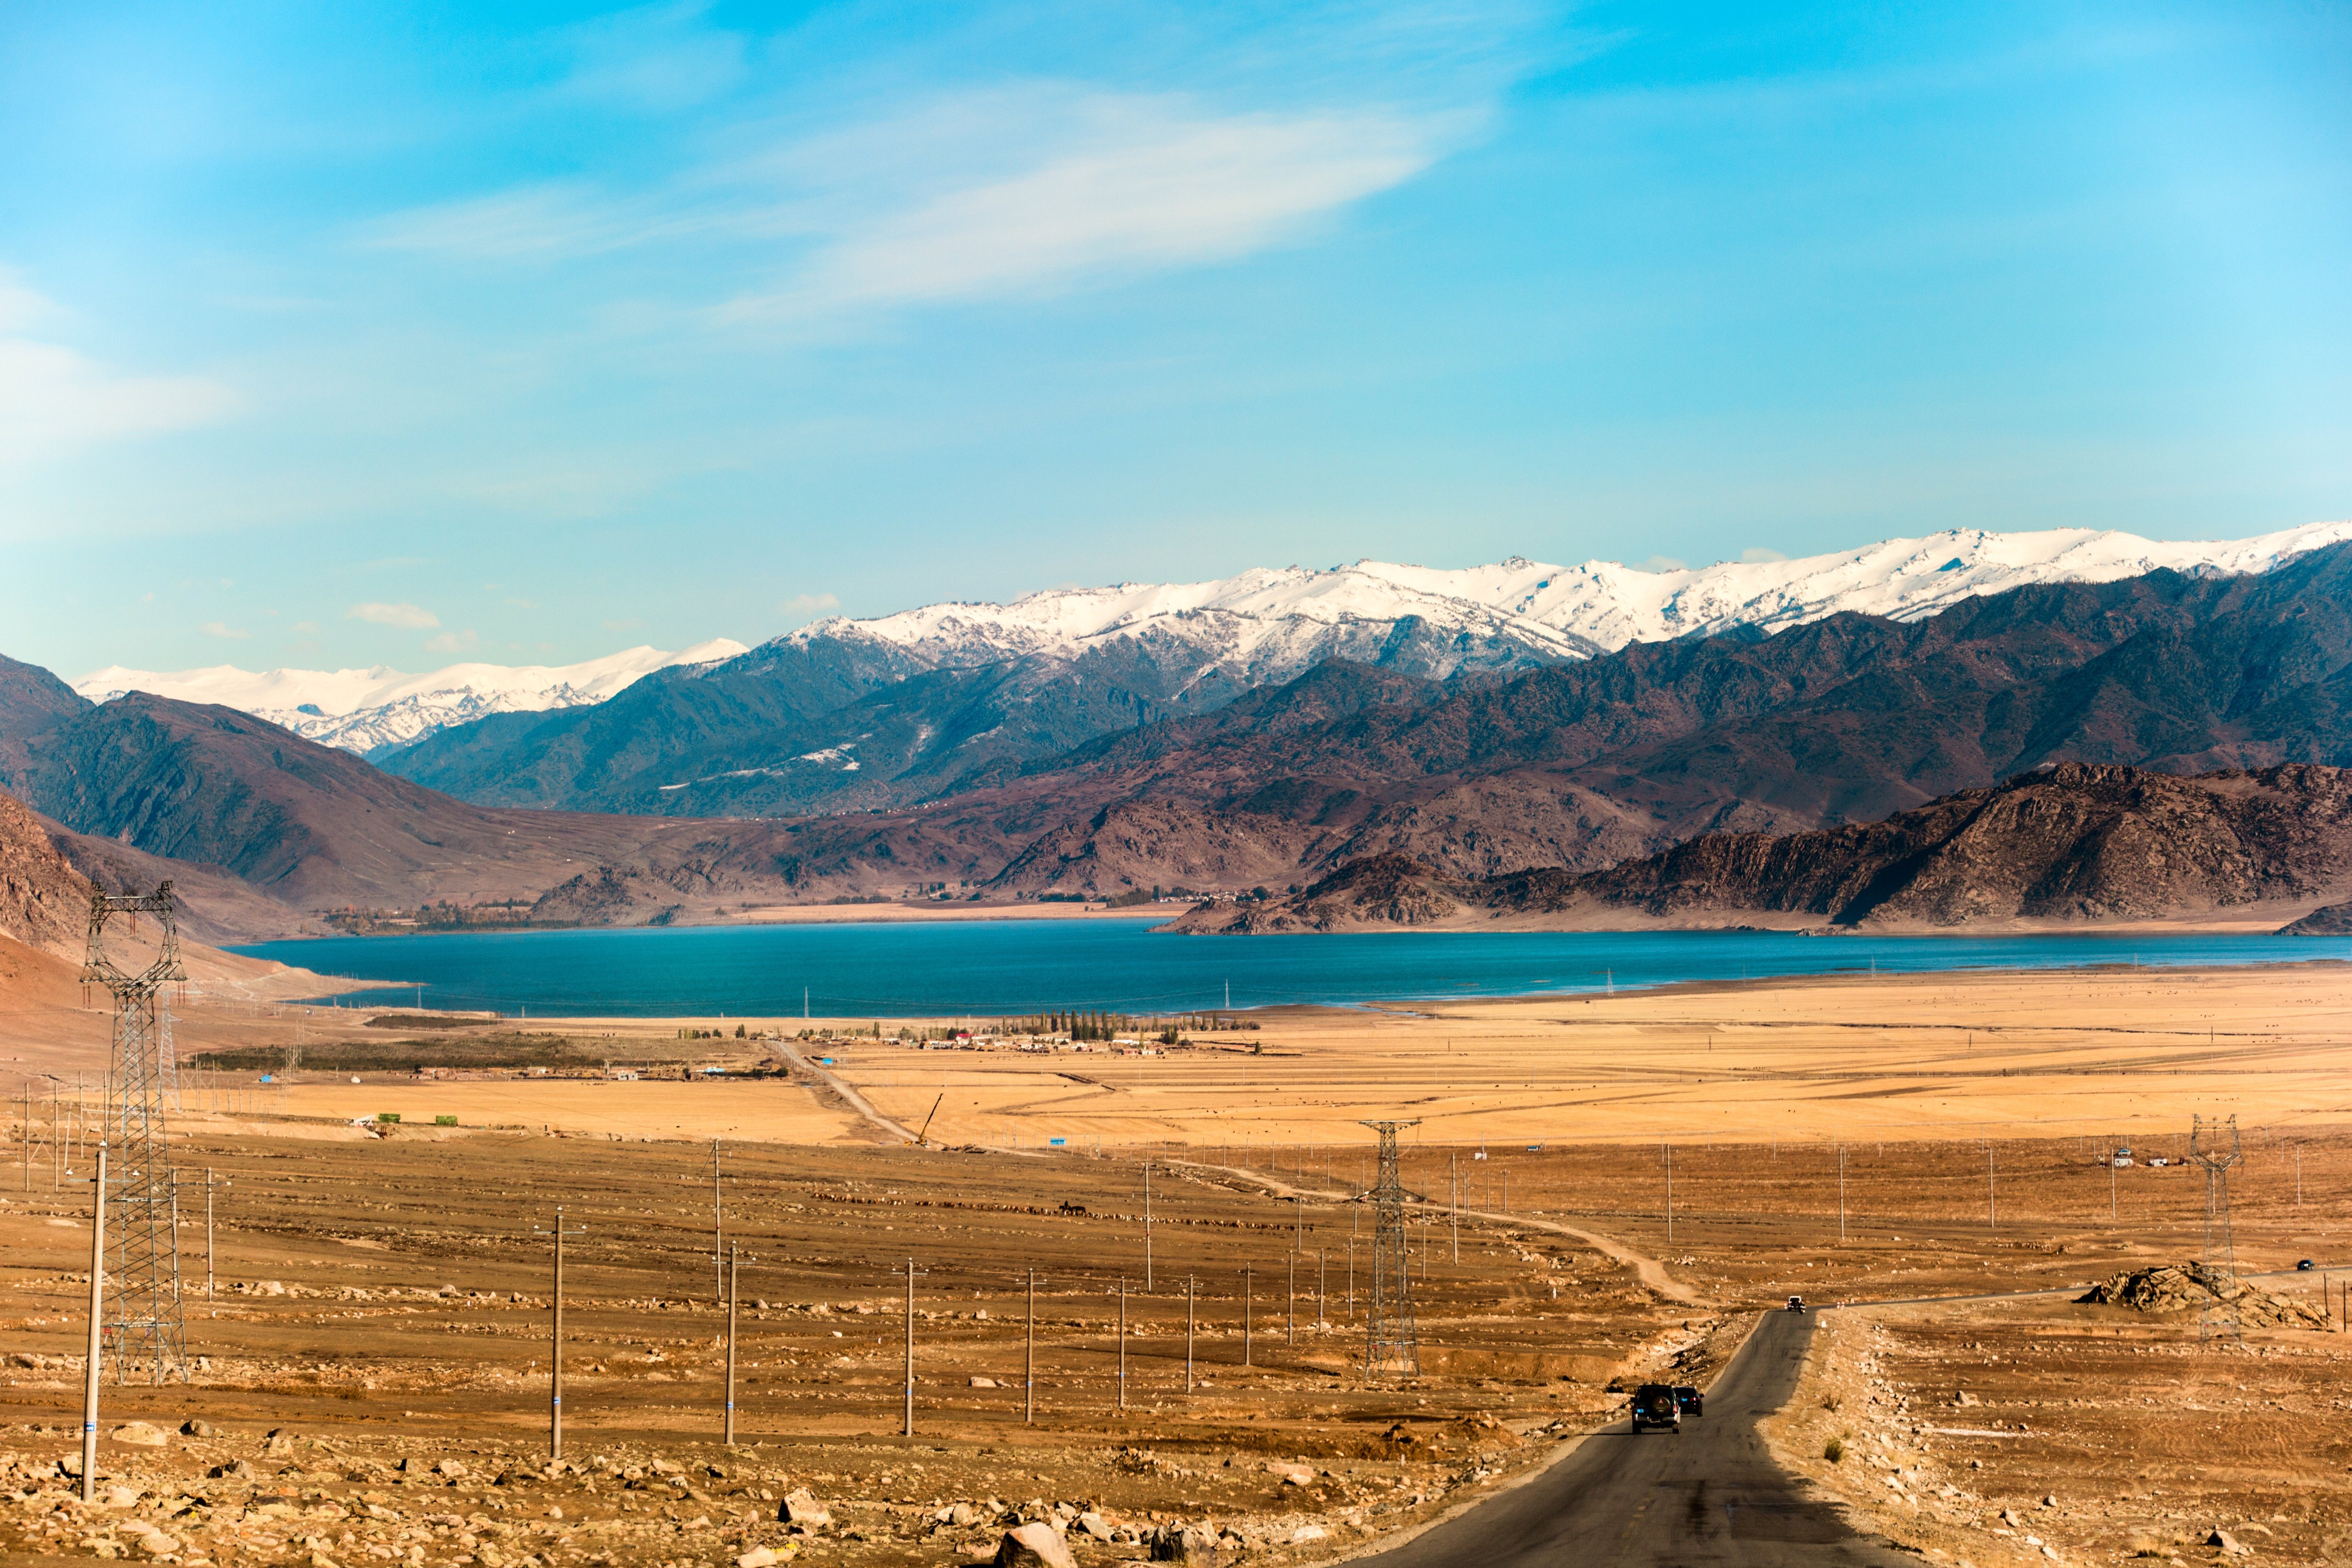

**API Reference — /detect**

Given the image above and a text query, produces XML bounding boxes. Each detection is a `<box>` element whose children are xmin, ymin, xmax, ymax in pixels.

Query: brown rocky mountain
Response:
<box><xmin>0</xmin><ymin>787</ymin><xmax>94</xmax><ymax>957</ymax></box>
<box><xmin>6</xmin><ymin>541</ymin><xmax>2352</xmax><ymax>931</ymax></box>
<box><xmin>1174</xmin><ymin>764</ymin><xmax>2352</xmax><ymax>934</ymax></box>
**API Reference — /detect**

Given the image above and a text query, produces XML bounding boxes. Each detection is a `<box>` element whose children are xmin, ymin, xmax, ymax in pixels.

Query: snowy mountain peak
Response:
<box><xmin>793</xmin><ymin>519</ymin><xmax>2352</xmax><ymax>680</ymax></box>
<box><xmin>76</xmin><ymin>638</ymin><xmax>747</xmax><ymax>755</ymax></box>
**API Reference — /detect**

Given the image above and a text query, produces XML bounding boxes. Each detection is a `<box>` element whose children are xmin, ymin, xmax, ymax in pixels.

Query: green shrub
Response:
<box><xmin>1823</xmin><ymin>1437</ymin><xmax>1844</xmax><ymax>1464</ymax></box>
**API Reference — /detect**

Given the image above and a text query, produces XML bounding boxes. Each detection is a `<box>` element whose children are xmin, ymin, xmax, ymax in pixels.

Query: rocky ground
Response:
<box><xmin>1766</xmin><ymin>1294</ymin><xmax>2352</xmax><ymax>1566</ymax></box>
<box><xmin>0</xmin><ymin>1131</ymin><xmax>1712</xmax><ymax>1568</ymax></box>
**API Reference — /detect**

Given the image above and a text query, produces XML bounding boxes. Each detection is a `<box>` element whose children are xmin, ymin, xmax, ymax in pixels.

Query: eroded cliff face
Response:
<box><xmin>0</xmin><ymin>788</ymin><xmax>92</xmax><ymax>957</ymax></box>
<box><xmin>1173</xmin><ymin>764</ymin><xmax>2352</xmax><ymax>934</ymax></box>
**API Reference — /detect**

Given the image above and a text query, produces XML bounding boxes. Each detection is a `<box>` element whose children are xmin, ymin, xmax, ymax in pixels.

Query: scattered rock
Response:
<box><xmin>1149</xmin><ymin>1522</ymin><xmax>1219</xmax><ymax>1563</ymax></box>
<box><xmin>209</xmin><ymin>1460</ymin><xmax>254</xmax><ymax>1481</ymax></box>
<box><xmin>1074</xmin><ymin>1512</ymin><xmax>1114</xmax><ymax>1541</ymax></box>
<box><xmin>2077</xmin><ymin>1264</ymin><xmax>2328</xmax><ymax>1328</ymax></box>
<box><xmin>1952</xmin><ymin>1391</ymin><xmax>1979</xmax><ymax>1407</ymax></box>
<box><xmin>780</xmin><ymin>1489</ymin><xmax>831</xmax><ymax>1528</ymax></box>
<box><xmin>1265</xmin><ymin>1462</ymin><xmax>1314</xmax><ymax>1485</ymax></box>
<box><xmin>2208</xmin><ymin>1529</ymin><xmax>2250</xmax><ymax>1556</ymax></box>
<box><xmin>970</xmin><ymin>1377</ymin><xmax>1001</xmax><ymax>1389</ymax></box>
<box><xmin>434</xmin><ymin>1459</ymin><xmax>467</xmax><ymax>1478</ymax></box>
<box><xmin>1290</xmin><ymin>1524</ymin><xmax>1327</xmax><ymax>1543</ymax></box>
<box><xmin>263</xmin><ymin>1430</ymin><xmax>296</xmax><ymax>1458</ymax></box>
<box><xmin>735</xmin><ymin>1549</ymin><xmax>780</xmax><ymax>1568</ymax></box>
<box><xmin>180</xmin><ymin>1419</ymin><xmax>216</xmax><ymax>1438</ymax></box>
<box><xmin>110</xmin><ymin>1423</ymin><xmax>170</xmax><ymax>1448</ymax></box>
<box><xmin>992</xmin><ymin>1522</ymin><xmax>1077</xmax><ymax>1568</ymax></box>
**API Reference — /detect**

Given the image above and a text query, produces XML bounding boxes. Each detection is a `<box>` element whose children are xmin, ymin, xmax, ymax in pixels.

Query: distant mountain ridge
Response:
<box><xmin>382</xmin><ymin>520</ymin><xmax>2352</xmax><ymax>818</ymax></box>
<box><xmin>5</xmin><ymin>528</ymin><xmax>2352</xmax><ymax>939</ymax></box>
<box><xmin>1171</xmin><ymin>763</ymin><xmax>2352</xmax><ymax>934</ymax></box>
<box><xmin>76</xmin><ymin>639</ymin><xmax>748</xmax><ymax>756</ymax></box>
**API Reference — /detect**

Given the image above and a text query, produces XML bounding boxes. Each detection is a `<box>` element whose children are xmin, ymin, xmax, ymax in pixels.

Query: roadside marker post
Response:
<box><xmin>1243</xmin><ymin>1265</ymin><xmax>1253</xmax><ymax>1367</ymax></box>
<box><xmin>1025</xmin><ymin>1270</ymin><xmax>1036</xmax><ymax>1425</ymax></box>
<box><xmin>1117</xmin><ymin>1277</ymin><xmax>1127</xmax><ymax>1414</ymax></box>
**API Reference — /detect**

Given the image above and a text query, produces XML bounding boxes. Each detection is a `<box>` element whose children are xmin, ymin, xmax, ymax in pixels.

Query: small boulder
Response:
<box><xmin>181</xmin><ymin>1419</ymin><xmax>217</xmax><ymax>1438</ymax></box>
<box><xmin>1290</xmin><ymin>1524</ymin><xmax>1327</xmax><ymax>1543</ymax></box>
<box><xmin>263</xmin><ymin>1430</ymin><xmax>297</xmax><ymax>1457</ymax></box>
<box><xmin>111</xmin><ymin>1423</ymin><xmax>170</xmax><ymax>1448</ymax></box>
<box><xmin>1952</xmin><ymin>1391</ymin><xmax>1978</xmax><ymax>1407</ymax></box>
<box><xmin>1074</xmin><ymin>1512</ymin><xmax>1114</xmax><ymax>1541</ymax></box>
<box><xmin>992</xmin><ymin>1522</ymin><xmax>1077</xmax><ymax>1568</ymax></box>
<box><xmin>2208</xmin><ymin>1529</ymin><xmax>2250</xmax><ymax>1556</ymax></box>
<box><xmin>1266</xmin><ymin>1462</ymin><xmax>1313</xmax><ymax>1486</ymax></box>
<box><xmin>1149</xmin><ymin>1522</ymin><xmax>1219</xmax><ymax>1563</ymax></box>
<box><xmin>780</xmin><ymin>1489</ymin><xmax>831</xmax><ymax>1528</ymax></box>
<box><xmin>970</xmin><ymin>1376</ymin><xmax>1000</xmax><ymax>1389</ymax></box>
<box><xmin>735</xmin><ymin>1549</ymin><xmax>780</xmax><ymax>1568</ymax></box>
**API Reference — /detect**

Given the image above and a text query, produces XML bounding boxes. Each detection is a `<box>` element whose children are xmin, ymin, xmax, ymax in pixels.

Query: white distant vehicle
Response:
<box><xmin>2111</xmin><ymin>1148</ymin><xmax>2133</xmax><ymax>1167</ymax></box>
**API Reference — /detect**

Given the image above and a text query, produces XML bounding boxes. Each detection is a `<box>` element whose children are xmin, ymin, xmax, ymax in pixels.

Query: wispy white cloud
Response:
<box><xmin>198</xmin><ymin>620</ymin><xmax>250</xmax><ymax>640</ymax></box>
<box><xmin>364</xmin><ymin>83</ymin><xmax>1463</xmax><ymax>317</ymax></box>
<box><xmin>1740</xmin><ymin>546</ymin><xmax>1790</xmax><ymax>563</ymax></box>
<box><xmin>424</xmin><ymin>628</ymin><xmax>480</xmax><ymax>653</ymax></box>
<box><xmin>345</xmin><ymin>601</ymin><xmax>440</xmax><ymax>629</ymax></box>
<box><xmin>746</xmin><ymin>99</ymin><xmax>1452</xmax><ymax>317</ymax></box>
<box><xmin>0</xmin><ymin>269</ymin><xmax>241</xmax><ymax>463</ymax></box>
<box><xmin>781</xmin><ymin>591</ymin><xmax>840</xmax><ymax>615</ymax></box>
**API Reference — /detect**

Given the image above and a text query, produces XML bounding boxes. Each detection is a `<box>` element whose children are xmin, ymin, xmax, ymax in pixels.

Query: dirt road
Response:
<box><xmin>1349</xmin><ymin>1310</ymin><xmax>1908</xmax><ymax>1567</ymax></box>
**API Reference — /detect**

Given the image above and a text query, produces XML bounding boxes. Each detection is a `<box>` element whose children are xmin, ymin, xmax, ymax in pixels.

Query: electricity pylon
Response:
<box><xmin>81</xmin><ymin>883</ymin><xmax>189</xmax><ymax>1383</ymax></box>
<box><xmin>1359</xmin><ymin>1119</ymin><xmax>1421</xmax><ymax>1377</ymax></box>
<box><xmin>2189</xmin><ymin>1114</ymin><xmax>2243</xmax><ymax>1343</ymax></box>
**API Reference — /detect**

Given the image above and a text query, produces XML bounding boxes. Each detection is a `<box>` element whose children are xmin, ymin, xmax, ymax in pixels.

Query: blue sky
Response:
<box><xmin>2</xmin><ymin>0</ymin><xmax>2348</xmax><ymax>677</ymax></box>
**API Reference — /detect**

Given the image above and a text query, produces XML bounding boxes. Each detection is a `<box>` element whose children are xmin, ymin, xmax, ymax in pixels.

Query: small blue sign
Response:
<box><xmin>1049</xmin><ymin>1137</ymin><xmax>1067</xmax><ymax>1147</ymax></box>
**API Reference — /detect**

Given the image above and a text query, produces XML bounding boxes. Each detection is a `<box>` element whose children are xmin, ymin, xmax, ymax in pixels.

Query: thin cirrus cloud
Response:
<box><xmin>0</xmin><ymin>269</ymin><xmax>241</xmax><ymax>463</ymax></box>
<box><xmin>344</xmin><ymin>601</ymin><xmax>440</xmax><ymax>629</ymax></box>
<box><xmin>363</xmin><ymin>87</ymin><xmax>1460</xmax><ymax>320</ymax></box>
<box><xmin>781</xmin><ymin>592</ymin><xmax>840</xmax><ymax>615</ymax></box>
<box><xmin>198</xmin><ymin>621</ymin><xmax>250</xmax><ymax>640</ymax></box>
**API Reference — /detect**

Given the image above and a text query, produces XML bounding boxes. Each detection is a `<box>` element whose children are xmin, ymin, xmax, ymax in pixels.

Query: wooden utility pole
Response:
<box><xmin>1185</xmin><ymin>1276</ymin><xmax>1196</xmax><ymax>1392</ymax></box>
<box><xmin>1143</xmin><ymin>1164</ymin><xmax>1153</xmax><ymax>1291</ymax></box>
<box><xmin>1243</xmin><ymin>1265</ymin><xmax>1253</xmax><ymax>1367</ymax></box>
<box><xmin>1025</xmin><ymin>1270</ymin><xmax>1036</xmax><ymax>1424</ymax></box>
<box><xmin>537</xmin><ymin>1207</ymin><xmax>585</xmax><ymax>1459</ymax></box>
<box><xmin>1665</xmin><ymin>1143</ymin><xmax>1673</xmax><ymax>1245</ymax></box>
<box><xmin>1117</xmin><ymin>1277</ymin><xmax>1127</xmax><ymax>1413</ymax></box>
<box><xmin>1317</xmin><ymin>1249</ymin><xmax>1326</xmax><ymax>1333</ymax></box>
<box><xmin>1450</xmin><ymin>1152</ymin><xmax>1458</xmax><ymax>1263</ymax></box>
<box><xmin>712</xmin><ymin>1138</ymin><xmax>723</xmax><ymax>1303</ymax></box>
<box><xmin>902</xmin><ymin>1258</ymin><xmax>922</xmax><ymax>1437</ymax></box>
<box><xmin>723</xmin><ymin>1245</ymin><xmax>739</xmax><ymax>1445</ymax></box>
<box><xmin>1287</xmin><ymin>1251</ymin><xmax>1295</xmax><ymax>1347</ymax></box>
<box><xmin>79</xmin><ymin>1147</ymin><xmax>107</xmax><ymax>1504</ymax></box>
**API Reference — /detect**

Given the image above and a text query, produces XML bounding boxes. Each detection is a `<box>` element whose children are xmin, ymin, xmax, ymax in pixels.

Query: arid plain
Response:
<box><xmin>7</xmin><ymin>959</ymin><xmax>2352</xmax><ymax>1565</ymax></box>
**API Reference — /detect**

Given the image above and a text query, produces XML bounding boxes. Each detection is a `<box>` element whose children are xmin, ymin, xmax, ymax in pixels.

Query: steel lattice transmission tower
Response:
<box><xmin>2189</xmin><ymin>1114</ymin><xmax>2243</xmax><ymax>1344</ymax></box>
<box><xmin>80</xmin><ymin>882</ymin><xmax>190</xmax><ymax>1383</ymax></box>
<box><xmin>1358</xmin><ymin>1119</ymin><xmax>1421</xmax><ymax>1378</ymax></box>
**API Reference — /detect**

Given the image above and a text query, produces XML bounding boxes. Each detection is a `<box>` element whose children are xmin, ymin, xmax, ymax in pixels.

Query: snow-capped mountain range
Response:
<box><xmin>815</xmin><ymin>519</ymin><xmax>2352</xmax><ymax>675</ymax></box>
<box><xmin>78</xmin><ymin>520</ymin><xmax>2352</xmax><ymax>756</ymax></box>
<box><xmin>76</xmin><ymin>640</ymin><xmax>748</xmax><ymax>755</ymax></box>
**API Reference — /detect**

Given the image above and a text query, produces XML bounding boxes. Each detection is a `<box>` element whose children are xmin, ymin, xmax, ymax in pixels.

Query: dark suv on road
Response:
<box><xmin>1630</xmin><ymin>1383</ymin><xmax>1682</xmax><ymax>1433</ymax></box>
<box><xmin>1674</xmin><ymin>1384</ymin><xmax>1703</xmax><ymax>1417</ymax></box>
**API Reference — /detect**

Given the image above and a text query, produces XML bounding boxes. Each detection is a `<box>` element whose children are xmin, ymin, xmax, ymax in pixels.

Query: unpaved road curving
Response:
<box><xmin>1347</xmin><ymin>1310</ymin><xmax>1909</xmax><ymax>1567</ymax></box>
<box><xmin>1187</xmin><ymin>1162</ymin><xmax>1700</xmax><ymax>1305</ymax></box>
<box><xmin>778</xmin><ymin>1043</ymin><xmax>916</xmax><ymax>1142</ymax></box>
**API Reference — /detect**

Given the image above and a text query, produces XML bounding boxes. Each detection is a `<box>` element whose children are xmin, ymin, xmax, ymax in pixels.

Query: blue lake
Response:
<box><xmin>228</xmin><ymin>919</ymin><xmax>2349</xmax><ymax>1019</ymax></box>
